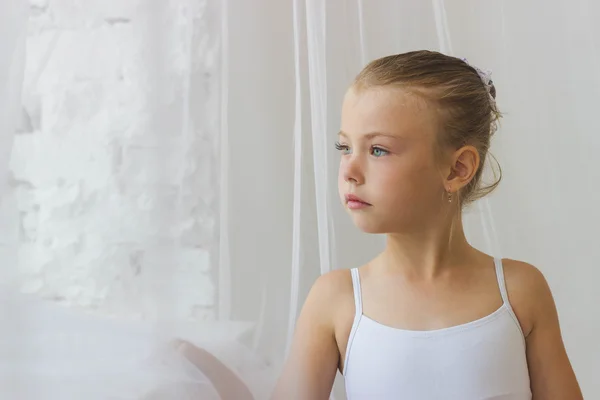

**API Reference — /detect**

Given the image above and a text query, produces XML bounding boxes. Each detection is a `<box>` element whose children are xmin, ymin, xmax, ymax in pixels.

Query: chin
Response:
<box><xmin>351</xmin><ymin>216</ymin><xmax>389</xmax><ymax>234</ymax></box>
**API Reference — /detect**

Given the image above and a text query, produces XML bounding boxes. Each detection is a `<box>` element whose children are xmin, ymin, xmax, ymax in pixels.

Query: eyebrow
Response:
<box><xmin>338</xmin><ymin>130</ymin><xmax>400</xmax><ymax>140</ymax></box>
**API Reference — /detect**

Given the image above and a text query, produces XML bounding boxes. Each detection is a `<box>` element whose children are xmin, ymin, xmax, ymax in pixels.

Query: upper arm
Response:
<box><xmin>518</xmin><ymin>264</ymin><xmax>583</xmax><ymax>399</ymax></box>
<box><xmin>271</xmin><ymin>271</ymin><xmax>346</xmax><ymax>400</ymax></box>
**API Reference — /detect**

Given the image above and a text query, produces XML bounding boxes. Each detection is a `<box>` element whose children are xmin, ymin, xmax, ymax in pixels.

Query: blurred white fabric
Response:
<box><xmin>0</xmin><ymin>285</ymin><xmax>275</xmax><ymax>399</ymax></box>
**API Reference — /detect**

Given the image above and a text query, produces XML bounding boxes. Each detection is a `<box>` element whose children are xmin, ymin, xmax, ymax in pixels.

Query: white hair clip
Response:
<box><xmin>460</xmin><ymin>58</ymin><xmax>496</xmax><ymax>108</ymax></box>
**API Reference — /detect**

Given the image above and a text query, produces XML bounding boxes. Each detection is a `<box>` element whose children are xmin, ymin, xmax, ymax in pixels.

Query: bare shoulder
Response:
<box><xmin>301</xmin><ymin>268</ymin><xmax>357</xmax><ymax>364</ymax></box>
<box><xmin>502</xmin><ymin>258</ymin><xmax>549</xmax><ymax>293</ymax></box>
<box><xmin>502</xmin><ymin>258</ymin><xmax>583</xmax><ymax>398</ymax></box>
<box><xmin>272</xmin><ymin>269</ymin><xmax>354</xmax><ymax>399</ymax></box>
<box><xmin>311</xmin><ymin>268</ymin><xmax>354</xmax><ymax>298</ymax></box>
<box><xmin>303</xmin><ymin>269</ymin><xmax>353</xmax><ymax>316</ymax></box>
<box><xmin>501</xmin><ymin>258</ymin><xmax>555</xmax><ymax>337</ymax></box>
<box><xmin>305</xmin><ymin>268</ymin><xmax>355</xmax><ymax>326</ymax></box>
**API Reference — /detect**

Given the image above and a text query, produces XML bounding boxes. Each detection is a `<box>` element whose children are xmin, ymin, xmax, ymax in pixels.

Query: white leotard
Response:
<box><xmin>343</xmin><ymin>258</ymin><xmax>531</xmax><ymax>399</ymax></box>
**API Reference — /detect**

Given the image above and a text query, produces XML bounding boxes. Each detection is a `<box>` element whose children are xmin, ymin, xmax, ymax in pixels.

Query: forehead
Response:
<box><xmin>340</xmin><ymin>86</ymin><xmax>438</xmax><ymax>140</ymax></box>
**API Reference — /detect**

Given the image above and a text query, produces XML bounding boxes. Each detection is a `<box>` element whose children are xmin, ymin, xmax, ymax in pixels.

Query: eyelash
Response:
<box><xmin>335</xmin><ymin>142</ymin><xmax>348</xmax><ymax>151</ymax></box>
<box><xmin>334</xmin><ymin>142</ymin><xmax>389</xmax><ymax>157</ymax></box>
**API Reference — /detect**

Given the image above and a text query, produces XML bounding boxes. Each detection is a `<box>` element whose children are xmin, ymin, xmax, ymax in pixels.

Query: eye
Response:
<box><xmin>371</xmin><ymin>146</ymin><xmax>389</xmax><ymax>157</ymax></box>
<box><xmin>335</xmin><ymin>141</ymin><xmax>351</xmax><ymax>155</ymax></box>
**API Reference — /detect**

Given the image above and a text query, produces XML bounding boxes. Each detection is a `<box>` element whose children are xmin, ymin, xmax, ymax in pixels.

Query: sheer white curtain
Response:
<box><xmin>1</xmin><ymin>0</ymin><xmax>598</xmax><ymax>398</ymax></box>
<box><xmin>1</xmin><ymin>0</ymin><xmax>235</xmax><ymax>398</ymax></box>
<box><xmin>0</xmin><ymin>0</ymin><xmax>27</xmax><ymax>275</ymax></box>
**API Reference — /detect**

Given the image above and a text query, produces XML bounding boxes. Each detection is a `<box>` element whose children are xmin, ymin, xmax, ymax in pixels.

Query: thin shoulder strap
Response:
<box><xmin>494</xmin><ymin>257</ymin><xmax>510</xmax><ymax>305</ymax></box>
<box><xmin>350</xmin><ymin>268</ymin><xmax>363</xmax><ymax>316</ymax></box>
<box><xmin>493</xmin><ymin>257</ymin><xmax>527</xmax><ymax>341</ymax></box>
<box><xmin>344</xmin><ymin>268</ymin><xmax>364</xmax><ymax>377</ymax></box>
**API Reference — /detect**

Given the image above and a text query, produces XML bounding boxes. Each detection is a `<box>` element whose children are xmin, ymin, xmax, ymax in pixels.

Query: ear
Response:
<box><xmin>444</xmin><ymin>145</ymin><xmax>480</xmax><ymax>193</ymax></box>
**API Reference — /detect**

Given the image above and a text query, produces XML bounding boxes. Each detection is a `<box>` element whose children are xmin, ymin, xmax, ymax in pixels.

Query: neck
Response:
<box><xmin>380</xmin><ymin>215</ymin><xmax>475</xmax><ymax>279</ymax></box>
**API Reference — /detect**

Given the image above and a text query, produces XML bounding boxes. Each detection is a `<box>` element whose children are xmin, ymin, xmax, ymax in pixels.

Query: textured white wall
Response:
<box><xmin>9</xmin><ymin>0</ymin><xmax>217</xmax><ymax>320</ymax></box>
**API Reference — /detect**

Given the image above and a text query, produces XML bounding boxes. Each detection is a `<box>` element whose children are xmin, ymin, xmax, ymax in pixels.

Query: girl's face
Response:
<box><xmin>337</xmin><ymin>87</ymin><xmax>449</xmax><ymax>234</ymax></box>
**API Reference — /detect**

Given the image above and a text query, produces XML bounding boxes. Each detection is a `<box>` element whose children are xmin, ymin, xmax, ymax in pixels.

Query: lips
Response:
<box><xmin>345</xmin><ymin>194</ymin><xmax>371</xmax><ymax>209</ymax></box>
<box><xmin>345</xmin><ymin>194</ymin><xmax>369</xmax><ymax>204</ymax></box>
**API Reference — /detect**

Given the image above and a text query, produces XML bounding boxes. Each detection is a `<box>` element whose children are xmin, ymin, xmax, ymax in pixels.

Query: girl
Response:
<box><xmin>273</xmin><ymin>51</ymin><xmax>583</xmax><ymax>399</ymax></box>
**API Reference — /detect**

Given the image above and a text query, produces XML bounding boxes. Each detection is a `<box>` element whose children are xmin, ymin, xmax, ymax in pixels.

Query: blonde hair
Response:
<box><xmin>353</xmin><ymin>50</ymin><xmax>502</xmax><ymax>206</ymax></box>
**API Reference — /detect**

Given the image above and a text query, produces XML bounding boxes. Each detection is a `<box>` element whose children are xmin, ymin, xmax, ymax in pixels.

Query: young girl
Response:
<box><xmin>273</xmin><ymin>51</ymin><xmax>583</xmax><ymax>399</ymax></box>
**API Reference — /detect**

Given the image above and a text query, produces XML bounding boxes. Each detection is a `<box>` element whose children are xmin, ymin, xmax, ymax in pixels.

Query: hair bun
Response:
<box><xmin>459</xmin><ymin>58</ymin><xmax>496</xmax><ymax>104</ymax></box>
<box><xmin>489</xmin><ymin>83</ymin><xmax>496</xmax><ymax>100</ymax></box>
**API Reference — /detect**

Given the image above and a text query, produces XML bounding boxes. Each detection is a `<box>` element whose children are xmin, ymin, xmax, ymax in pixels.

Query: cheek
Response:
<box><xmin>377</xmin><ymin>161</ymin><xmax>438</xmax><ymax>201</ymax></box>
<box><xmin>374</xmin><ymin>162</ymin><xmax>412</xmax><ymax>188</ymax></box>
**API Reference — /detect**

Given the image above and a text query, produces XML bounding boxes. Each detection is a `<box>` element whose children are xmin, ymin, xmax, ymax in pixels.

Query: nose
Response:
<box><xmin>342</xmin><ymin>155</ymin><xmax>364</xmax><ymax>185</ymax></box>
